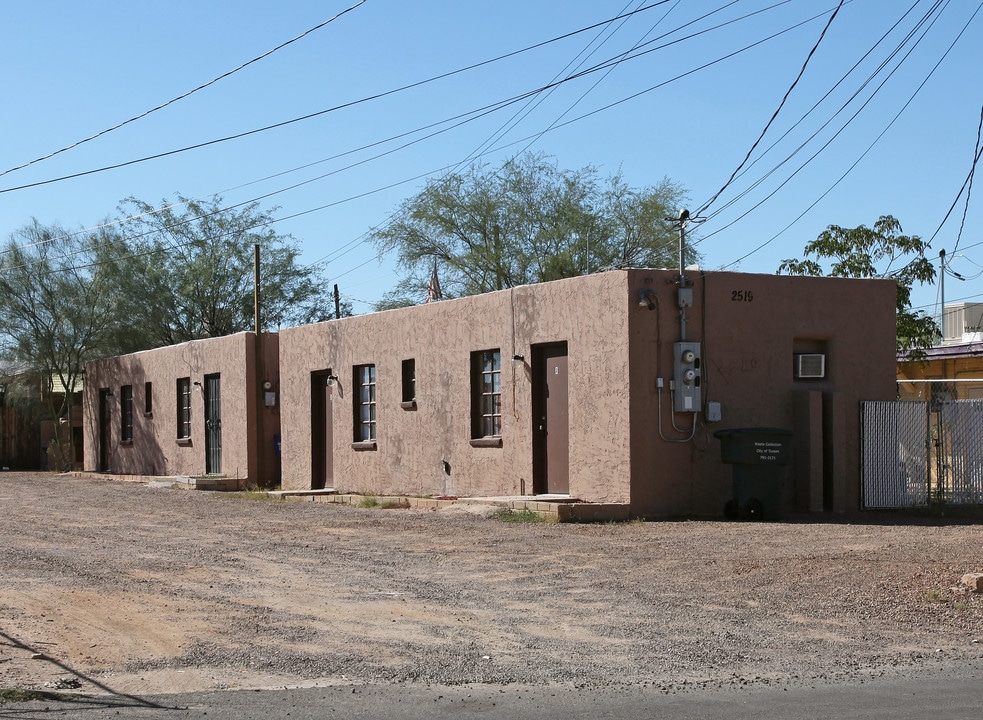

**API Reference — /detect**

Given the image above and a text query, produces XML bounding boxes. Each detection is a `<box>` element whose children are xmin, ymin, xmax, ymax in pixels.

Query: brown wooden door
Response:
<box><xmin>311</xmin><ymin>370</ymin><xmax>334</xmax><ymax>490</ymax></box>
<box><xmin>532</xmin><ymin>343</ymin><xmax>569</xmax><ymax>495</ymax></box>
<box><xmin>98</xmin><ymin>388</ymin><xmax>112</xmax><ymax>472</ymax></box>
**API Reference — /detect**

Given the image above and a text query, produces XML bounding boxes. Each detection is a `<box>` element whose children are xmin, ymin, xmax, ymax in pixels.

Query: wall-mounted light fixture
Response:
<box><xmin>638</xmin><ymin>288</ymin><xmax>657</xmax><ymax>310</ymax></box>
<box><xmin>326</xmin><ymin>373</ymin><xmax>339</xmax><ymax>386</ymax></box>
<box><xmin>511</xmin><ymin>354</ymin><xmax>525</xmax><ymax>366</ymax></box>
<box><xmin>192</xmin><ymin>381</ymin><xmax>202</xmax><ymax>388</ymax></box>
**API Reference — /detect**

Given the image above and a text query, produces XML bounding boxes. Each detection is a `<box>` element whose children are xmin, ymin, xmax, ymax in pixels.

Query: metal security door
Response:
<box><xmin>204</xmin><ymin>374</ymin><xmax>222</xmax><ymax>475</ymax></box>
<box><xmin>311</xmin><ymin>370</ymin><xmax>334</xmax><ymax>490</ymax></box>
<box><xmin>532</xmin><ymin>343</ymin><xmax>570</xmax><ymax>495</ymax></box>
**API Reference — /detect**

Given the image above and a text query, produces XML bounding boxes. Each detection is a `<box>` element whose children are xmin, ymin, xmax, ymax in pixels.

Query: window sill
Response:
<box><xmin>469</xmin><ymin>437</ymin><xmax>502</xmax><ymax>448</ymax></box>
<box><xmin>120</xmin><ymin>440</ymin><xmax>133</xmax><ymax>447</ymax></box>
<box><xmin>352</xmin><ymin>441</ymin><xmax>377</xmax><ymax>451</ymax></box>
<box><xmin>176</xmin><ymin>438</ymin><xmax>193</xmax><ymax>447</ymax></box>
<box><xmin>400</xmin><ymin>401</ymin><xmax>417</xmax><ymax>411</ymax></box>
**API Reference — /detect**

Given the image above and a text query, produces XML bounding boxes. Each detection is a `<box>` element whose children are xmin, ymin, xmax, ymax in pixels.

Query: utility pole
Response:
<box><xmin>665</xmin><ymin>208</ymin><xmax>704</xmax><ymax>341</ymax></box>
<box><xmin>940</xmin><ymin>249</ymin><xmax>946</xmax><ymax>341</ymax></box>
<box><xmin>334</xmin><ymin>284</ymin><xmax>341</xmax><ymax>320</ymax></box>
<box><xmin>939</xmin><ymin>248</ymin><xmax>966</xmax><ymax>342</ymax></box>
<box><xmin>254</xmin><ymin>244</ymin><xmax>267</xmax><ymax>489</ymax></box>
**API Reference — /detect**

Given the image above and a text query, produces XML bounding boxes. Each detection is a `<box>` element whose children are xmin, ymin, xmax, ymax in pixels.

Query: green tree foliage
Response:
<box><xmin>101</xmin><ymin>195</ymin><xmax>339</xmax><ymax>348</ymax></box>
<box><xmin>778</xmin><ymin>215</ymin><xmax>939</xmax><ymax>354</ymax></box>
<box><xmin>0</xmin><ymin>221</ymin><xmax>124</xmax><ymax>467</ymax></box>
<box><xmin>370</xmin><ymin>153</ymin><xmax>688</xmax><ymax>307</ymax></box>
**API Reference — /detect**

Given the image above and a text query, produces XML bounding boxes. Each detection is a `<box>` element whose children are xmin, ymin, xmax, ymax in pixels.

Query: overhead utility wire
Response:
<box><xmin>694</xmin><ymin>0</ymin><xmax>844</xmax><ymax>217</ymax></box>
<box><xmin>301</xmin><ymin>0</ymin><xmax>647</xmax><ymax>279</ymax></box>
<box><xmin>0</xmin><ymin>0</ymin><xmax>369</xmax><ymax>180</ymax></box>
<box><xmin>693</xmin><ymin>0</ymin><xmax>950</xmax><ymax>242</ymax></box>
<box><xmin>951</xmin><ymin>103</ymin><xmax>983</xmax><ymax>255</ymax></box>
<box><xmin>2</xmin><ymin>77</ymin><xmax>577</xmax><ymax>265</ymax></box>
<box><xmin>293</xmin><ymin>5</ymin><xmax>829</xmax><ymax>275</ymax></box>
<box><xmin>297</xmin><ymin>0</ymin><xmax>824</xmax><ymax>233</ymax></box>
<box><xmin>703</xmin><ymin>0</ymin><xmax>933</xmax><ymax>221</ymax></box>
<box><xmin>4</xmin><ymin>5</ymin><xmax>829</xmax><ymax>276</ymax></box>
<box><xmin>289</xmin><ymin>10</ymin><xmax>838</xmax><ymax>279</ymax></box>
<box><xmin>928</xmin><ymin>101</ymin><xmax>983</xmax><ymax>251</ymax></box>
<box><xmin>914</xmin><ymin>288</ymin><xmax>983</xmax><ymax>314</ymax></box>
<box><xmin>5</xmin><ymin>2</ymin><xmax>834</xmax><ymax>277</ymax></box>
<box><xmin>451</xmin><ymin>0</ymin><xmax>646</xmax><ymax>170</ymax></box>
<box><xmin>3</xmin><ymin>0</ymin><xmax>813</xmax><ymax>263</ymax></box>
<box><xmin>0</xmin><ymin>2</ymin><xmax>678</xmax><ymax>259</ymax></box>
<box><xmin>717</xmin><ymin>0</ymin><xmax>979</xmax><ymax>269</ymax></box>
<box><xmin>510</xmin><ymin>0</ymin><xmax>689</xmax><ymax>159</ymax></box>
<box><xmin>0</xmin><ymin>1</ymin><xmax>671</xmax><ymax>195</ymax></box>
<box><xmin>248</xmin><ymin>0</ymin><xmax>776</xmax><ymax>228</ymax></box>
<box><xmin>2</xmin><ymin>1</ymin><xmax>673</xmax><ymax>258</ymax></box>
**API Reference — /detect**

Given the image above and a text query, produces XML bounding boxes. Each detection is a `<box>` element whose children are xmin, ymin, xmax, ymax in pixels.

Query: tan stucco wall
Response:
<box><xmin>280</xmin><ymin>269</ymin><xmax>895</xmax><ymax>515</ymax></box>
<box><xmin>278</xmin><ymin>272</ymin><xmax>634</xmax><ymax>501</ymax></box>
<box><xmin>625</xmin><ymin>270</ymin><xmax>897</xmax><ymax>515</ymax></box>
<box><xmin>85</xmin><ymin>269</ymin><xmax>895</xmax><ymax>515</ymax></box>
<box><xmin>83</xmin><ymin>332</ymin><xmax>280</xmax><ymax>484</ymax></box>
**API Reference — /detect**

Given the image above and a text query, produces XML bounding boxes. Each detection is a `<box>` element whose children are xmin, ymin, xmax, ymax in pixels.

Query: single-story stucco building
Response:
<box><xmin>83</xmin><ymin>331</ymin><xmax>280</xmax><ymax>487</ymax></box>
<box><xmin>276</xmin><ymin>268</ymin><xmax>897</xmax><ymax>516</ymax></box>
<box><xmin>83</xmin><ymin>269</ymin><xmax>896</xmax><ymax>515</ymax></box>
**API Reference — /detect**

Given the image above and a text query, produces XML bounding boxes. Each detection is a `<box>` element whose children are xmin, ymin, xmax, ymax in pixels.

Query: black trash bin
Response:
<box><xmin>714</xmin><ymin>427</ymin><xmax>793</xmax><ymax>521</ymax></box>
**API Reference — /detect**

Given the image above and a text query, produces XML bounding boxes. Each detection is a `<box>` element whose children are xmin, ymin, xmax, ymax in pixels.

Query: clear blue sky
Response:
<box><xmin>1</xmin><ymin>1</ymin><xmax>980</xmax><ymax>320</ymax></box>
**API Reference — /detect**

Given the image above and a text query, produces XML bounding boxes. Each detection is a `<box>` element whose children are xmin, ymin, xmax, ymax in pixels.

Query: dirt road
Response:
<box><xmin>1</xmin><ymin>471</ymin><xmax>981</xmax><ymax>697</ymax></box>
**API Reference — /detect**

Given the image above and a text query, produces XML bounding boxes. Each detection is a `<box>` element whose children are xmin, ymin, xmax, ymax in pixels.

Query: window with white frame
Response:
<box><xmin>354</xmin><ymin>364</ymin><xmax>377</xmax><ymax>442</ymax></box>
<box><xmin>177</xmin><ymin>377</ymin><xmax>191</xmax><ymax>439</ymax></box>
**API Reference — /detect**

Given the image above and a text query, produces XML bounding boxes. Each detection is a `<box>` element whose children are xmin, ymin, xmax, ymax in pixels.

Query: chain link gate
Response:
<box><xmin>861</xmin><ymin>401</ymin><xmax>929</xmax><ymax>509</ymax></box>
<box><xmin>935</xmin><ymin>399</ymin><xmax>983</xmax><ymax>504</ymax></box>
<box><xmin>862</xmin><ymin>394</ymin><xmax>983</xmax><ymax>509</ymax></box>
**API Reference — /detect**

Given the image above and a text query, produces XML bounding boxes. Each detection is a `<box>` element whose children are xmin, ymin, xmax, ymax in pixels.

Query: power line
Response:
<box><xmin>695</xmin><ymin>0</ymin><xmax>845</xmax><ymax>217</ymax></box>
<box><xmin>705</xmin><ymin>0</ymin><xmax>977</xmax><ymax>268</ymax></box>
<box><xmin>0</xmin><ymin>0</ymin><xmax>369</xmax><ymax>179</ymax></box>
<box><xmin>1</xmin><ymin>3</ymin><xmax>833</xmax><ymax>280</ymax></box>
<box><xmin>703</xmin><ymin>0</ymin><xmax>938</xmax><ymax>223</ymax></box>
<box><xmin>951</xmin><ymin>103</ymin><xmax>983</xmax><ymax>255</ymax></box>
<box><xmin>1</xmin><ymin>0</ymin><xmax>816</xmax><ymax>265</ymax></box>
<box><xmin>0</xmin><ymin>1</ymin><xmax>672</xmax><ymax>195</ymax></box>
<box><xmin>929</xmin><ymin>102</ymin><xmax>983</xmax><ymax>251</ymax></box>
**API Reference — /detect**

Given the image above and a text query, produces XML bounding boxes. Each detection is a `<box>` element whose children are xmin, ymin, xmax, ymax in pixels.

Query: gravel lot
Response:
<box><xmin>1</xmin><ymin>471</ymin><xmax>982</xmax><ymax>697</ymax></box>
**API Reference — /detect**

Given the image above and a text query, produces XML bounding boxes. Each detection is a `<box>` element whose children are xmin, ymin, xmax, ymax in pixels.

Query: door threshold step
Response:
<box><xmin>268</xmin><ymin>488</ymin><xmax>337</xmax><ymax>497</ymax></box>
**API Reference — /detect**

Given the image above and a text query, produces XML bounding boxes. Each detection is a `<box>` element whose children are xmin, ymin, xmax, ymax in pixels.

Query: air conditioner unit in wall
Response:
<box><xmin>794</xmin><ymin>353</ymin><xmax>826</xmax><ymax>379</ymax></box>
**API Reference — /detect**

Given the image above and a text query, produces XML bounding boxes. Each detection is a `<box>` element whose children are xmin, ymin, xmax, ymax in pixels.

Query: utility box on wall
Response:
<box><xmin>673</xmin><ymin>341</ymin><xmax>702</xmax><ymax>413</ymax></box>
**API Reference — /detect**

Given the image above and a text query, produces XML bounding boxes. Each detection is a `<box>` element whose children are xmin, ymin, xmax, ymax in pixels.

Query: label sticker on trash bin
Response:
<box><xmin>754</xmin><ymin>441</ymin><xmax>783</xmax><ymax>460</ymax></box>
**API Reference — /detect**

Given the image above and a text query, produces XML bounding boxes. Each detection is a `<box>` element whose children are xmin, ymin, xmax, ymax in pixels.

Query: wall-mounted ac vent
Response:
<box><xmin>794</xmin><ymin>353</ymin><xmax>826</xmax><ymax>379</ymax></box>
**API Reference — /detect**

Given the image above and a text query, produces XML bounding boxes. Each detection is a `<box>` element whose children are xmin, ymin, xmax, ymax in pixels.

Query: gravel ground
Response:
<box><xmin>1</xmin><ymin>471</ymin><xmax>982</xmax><ymax>697</ymax></box>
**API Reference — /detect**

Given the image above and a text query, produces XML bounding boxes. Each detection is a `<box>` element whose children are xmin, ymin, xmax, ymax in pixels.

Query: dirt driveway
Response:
<box><xmin>1</xmin><ymin>471</ymin><xmax>982</xmax><ymax>697</ymax></box>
